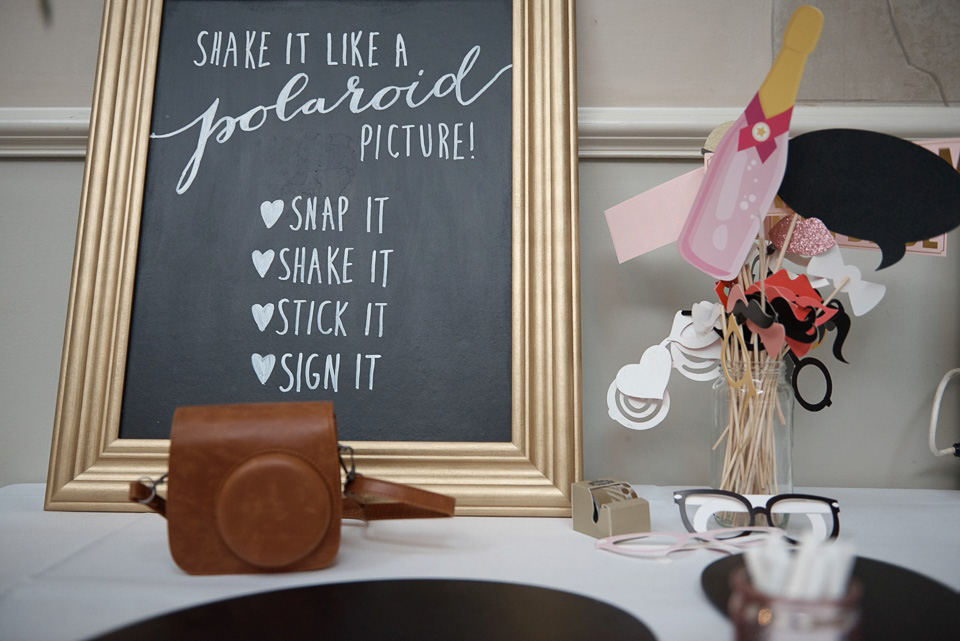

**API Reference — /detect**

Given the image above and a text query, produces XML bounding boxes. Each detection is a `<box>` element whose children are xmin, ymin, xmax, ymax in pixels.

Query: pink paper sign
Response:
<box><xmin>604</xmin><ymin>167</ymin><xmax>704</xmax><ymax>264</ymax></box>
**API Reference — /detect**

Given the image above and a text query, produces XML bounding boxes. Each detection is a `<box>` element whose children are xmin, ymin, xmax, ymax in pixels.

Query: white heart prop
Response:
<box><xmin>251</xmin><ymin>249</ymin><xmax>275</xmax><ymax>278</ymax></box>
<box><xmin>607</xmin><ymin>381</ymin><xmax>671</xmax><ymax>430</ymax></box>
<box><xmin>251</xmin><ymin>353</ymin><xmax>276</xmax><ymax>384</ymax></box>
<box><xmin>807</xmin><ymin>246</ymin><xmax>886</xmax><ymax>316</ymax></box>
<box><xmin>260</xmin><ymin>199</ymin><xmax>284</xmax><ymax>229</ymax></box>
<box><xmin>251</xmin><ymin>303</ymin><xmax>274</xmax><ymax>332</ymax></box>
<box><xmin>615</xmin><ymin>344</ymin><xmax>672</xmax><ymax>400</ymax></box>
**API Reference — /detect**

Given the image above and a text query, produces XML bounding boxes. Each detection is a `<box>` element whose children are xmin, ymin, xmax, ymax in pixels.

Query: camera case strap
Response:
<box><xmin>129</xmin><ymin>401</ymin><xmax>455</xmax><ymax>575</ymax></box>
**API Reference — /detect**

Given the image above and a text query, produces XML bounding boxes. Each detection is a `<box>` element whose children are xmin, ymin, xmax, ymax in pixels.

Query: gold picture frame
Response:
<box><xmin>45</xmin><ymin>0</ymin><xmax>580</xmax><ymax>516</ymax></box>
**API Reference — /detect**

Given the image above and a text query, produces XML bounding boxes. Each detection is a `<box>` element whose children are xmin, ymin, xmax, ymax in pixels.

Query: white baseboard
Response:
<box><xmin>1</xmin><ymin>105</ymin><xmax>957</xmax><ymax>159</ymax></box>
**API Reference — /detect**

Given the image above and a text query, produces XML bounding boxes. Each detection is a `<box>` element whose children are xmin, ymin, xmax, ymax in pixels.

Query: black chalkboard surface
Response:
<box><xmin>119</xmin><ymin>0</ymin><xmax>513</xmax><ymax>442</ymax></box>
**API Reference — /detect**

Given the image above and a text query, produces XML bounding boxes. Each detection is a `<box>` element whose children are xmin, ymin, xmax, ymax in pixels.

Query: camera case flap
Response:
<box><xmin>166</xmin><ymin>401</ymin><xmax>342</xmax><ymax>575</ymax></box>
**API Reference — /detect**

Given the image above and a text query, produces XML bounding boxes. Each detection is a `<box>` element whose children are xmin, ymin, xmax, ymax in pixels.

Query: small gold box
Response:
<box><xmin>571</xmin><ymin>479</ymin><xmax>650</xmax><ymax>538</ymax></box>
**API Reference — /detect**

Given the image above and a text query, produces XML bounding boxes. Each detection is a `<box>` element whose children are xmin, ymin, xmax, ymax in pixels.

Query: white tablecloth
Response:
<box><xmin>1</xmin><ymin>483</ymin><xmax>957</xmax><ymax>641</ymax></box>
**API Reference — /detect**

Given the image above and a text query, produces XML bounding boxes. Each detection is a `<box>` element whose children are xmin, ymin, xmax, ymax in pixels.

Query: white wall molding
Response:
<box><xmin>0</xmin><ymin>108</ymin><xmax>91</xmax><ymax>158</ymax></box>
<box><xmin>578</xmin><ymin>105</ymin><xmax>960</xmax><ymax>158</ymax></box>
<box><xmin>2</xmin><ymin>105</ymin><xmax>957</xmax><ymax>159</ymax></box>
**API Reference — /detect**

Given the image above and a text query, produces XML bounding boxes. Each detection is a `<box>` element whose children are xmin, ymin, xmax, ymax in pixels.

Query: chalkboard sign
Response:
<box><xmin>47</xmin><ymin>0</ymin><xmax>578</xmax><ymax>515</ymax></box>
<box><xmin>119</xmin><ymin>0</ymin><xmax>514</xmax><ymax>442</ymax></box>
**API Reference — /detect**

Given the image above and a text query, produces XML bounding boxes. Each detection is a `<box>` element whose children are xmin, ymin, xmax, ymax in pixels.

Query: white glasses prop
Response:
<box><xmin>596</xmin><ymin>527</ymin><xmax>786</xmax><ymax>560</ymax></box>
<box><xmin>673</xmin><ymin>489</ymin><xmax>840</xmax><ymax>542</ymax></box>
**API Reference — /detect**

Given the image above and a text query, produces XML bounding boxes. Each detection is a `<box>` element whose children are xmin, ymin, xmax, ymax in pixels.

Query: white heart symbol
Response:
<box><xmin>251</xmin><ymin>303</ymin><xmax>274</xmax><ymax>332</ymax></box>
<box><xmin>615</xmin><ymin>344</ymin><xmax>672</xmax><ymax>400</ymax></box>
<box><xmin>251</xmin><ymin>353</ymin><xmax>275</xmax><ymax>384</ymax></box>
<box><xmin>260</xmin><ymin>199</ymin><xmax>284</xmax><ymax>229</ymax></box>
<box><xmin>251</xmin><ymin>249</ymin><xmax>275</xmax><ymax>278</ymax></box>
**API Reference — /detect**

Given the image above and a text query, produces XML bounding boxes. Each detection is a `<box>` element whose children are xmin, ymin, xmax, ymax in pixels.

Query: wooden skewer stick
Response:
<box><xmin>717</xmin><ymin>342</ymin><xmax>788</xmax><ymax>495</ymax></box>
<box><xmin>756</xmin><ymin>229</ymin><xmax>767</xmax><ymax>307</ymax></box>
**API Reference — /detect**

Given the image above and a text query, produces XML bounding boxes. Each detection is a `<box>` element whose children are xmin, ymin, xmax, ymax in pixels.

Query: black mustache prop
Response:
<box><xmin>727</xmin><ymin>291</ymin><xmax>851</xmax><ymax>412</ymax></box>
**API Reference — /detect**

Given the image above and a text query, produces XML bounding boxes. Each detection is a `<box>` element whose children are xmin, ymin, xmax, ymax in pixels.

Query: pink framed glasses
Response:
<box><xmin>596</xmin><ymin>526</ymin><xmax>785</xmax><ymax>560</ymax></box>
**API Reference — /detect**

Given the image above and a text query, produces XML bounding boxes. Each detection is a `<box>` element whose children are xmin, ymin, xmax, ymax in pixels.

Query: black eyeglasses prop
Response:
<box><xmin>673</xmin><ymin>489</ymin><xmax>840</xmax><ymax>542</ymax></box>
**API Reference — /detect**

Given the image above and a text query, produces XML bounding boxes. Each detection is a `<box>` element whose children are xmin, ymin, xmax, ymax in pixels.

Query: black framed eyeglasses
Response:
<box><xmin>673</xmin><ymin>489</ymin><xmax>840</xmax><ymax>542</ymax></box>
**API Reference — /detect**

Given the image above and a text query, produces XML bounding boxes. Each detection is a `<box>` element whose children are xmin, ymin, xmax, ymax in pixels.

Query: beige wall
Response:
<box><xmin>1</xmin><ymin>0</ymin><xmax>958</xmax><ymax>490</ymax></box>
<box><xmin>1</xmin><ymin>0</ymin><xmax>101</xmax><ymax>489</ymax></box>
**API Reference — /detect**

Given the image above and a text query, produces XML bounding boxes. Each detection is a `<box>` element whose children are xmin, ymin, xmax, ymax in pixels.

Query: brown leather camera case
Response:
<box><xmin>165</xmin><ymin>402</ymin><xmax>342</xmax><ymax>575</ymax></box>
<box><xmin>130</xmin><ymin>401</ymin><xmax>456</xmax><ymax>575</ymax></box>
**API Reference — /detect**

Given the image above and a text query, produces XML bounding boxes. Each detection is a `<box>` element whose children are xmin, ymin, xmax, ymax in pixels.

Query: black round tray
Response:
<box><xmin>90</xmin><ymin>578</ymin><xmax>657</xmax><ymax>641</ymax></box>
<box><xmin>702</xmin><ymin>554</ymin><xmax>959</xmax><ymax>640</ymax></box>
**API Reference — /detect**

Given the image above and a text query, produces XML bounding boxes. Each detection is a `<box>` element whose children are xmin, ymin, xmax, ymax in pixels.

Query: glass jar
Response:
<box><xmin>729</xmin><ymin>568</ymin><xmax>862</xmax><ymax>641</ymax></box>
<box><xmin>711</xmin><ymin>359</ymin><xmax>793</xmax><ymax>496</ymax></box>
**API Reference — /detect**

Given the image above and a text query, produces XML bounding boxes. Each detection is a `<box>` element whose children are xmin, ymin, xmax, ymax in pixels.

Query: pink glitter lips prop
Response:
<box><xmin>769</xmin><ymin>214</ymin><xmax>836</xmax><ymax>256</ymax></box>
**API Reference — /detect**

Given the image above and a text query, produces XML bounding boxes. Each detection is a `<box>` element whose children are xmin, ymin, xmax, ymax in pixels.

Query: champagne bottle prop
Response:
<box><xmin>677</xmin><ymin>6</ymin><xmax>823</xmax><ymax>280</ymax></box>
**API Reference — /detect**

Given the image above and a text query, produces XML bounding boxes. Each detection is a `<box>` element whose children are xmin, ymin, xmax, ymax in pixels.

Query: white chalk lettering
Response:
<box><xmin>326</xmin><ymin>31</ymin><xmax>380</xmax><ymax>66</ymax></box>
<box><xmin>275</xmin><ymin>298</ymin><xmax>349</xmax><ymax>336</ymax></box>
<box><xmin>258</xmin><ymin>31</ymin><xmax>271</xmax><ymax>67</ymax></box>
<box><xmin>369</xmin><ymin>248</ymin><xmax>393</xmax><ymax>287</ymax></box>
<box><xmin>289</xmin><ymin>195</ymin><xmax>348</xmax><ymax>232</ymax></box>
<box><xmin>395</xmin><ymin>33</ymin><xmax>407</xmax><ymax>67</ymax></box>
<box><xmin>286</xmin><ymin>32</ymin><xmax>309</xmax><ymax>65</ymax></box>
<box><xmin>365</xmin><ymin>196</ymin><xmax>388</xmax><ymax>233</ymax></box>
<box><xmin>354</xmin><ymin>353</ymin><xmax>381</xmax><ymax>390</ymax></box>
<box><xmin>152</xmin><ymin>47</ymin><xmax>511</xmax><ymax>193</ymax></box>
<box><xmin>276</xmin><ymin>246</ymin><xmax>354</xmax><ymax>285</ymax></box>
<box><xmin>364</xmin><ymin>302</ymin><xmax>387</xmax><ymax>337</ymax></box>
<box><xmin>279</xmin><ymin>352</ymin><xmax>340</xmax><ymax>393</ymax></box>
<box><xmin>359</xmin><ymin>121</ymin><xmax>474</xmax><ymax>162</ymax></box>
<box><xmin>193</xmin><ymin>30</ymin><xmax>273</xmax><ymax>68</ymax></box>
